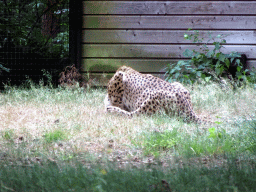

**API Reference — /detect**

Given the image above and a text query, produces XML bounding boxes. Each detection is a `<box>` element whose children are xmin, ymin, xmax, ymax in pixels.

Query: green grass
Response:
<box><xmin>0</xmin><ymin>82</ymin><xmax>256</xmax><ymax>191</ymax></box>
<box><xmin>138</xmin><ymin>120</ymin><xmax>256</xmax><ymax>158</ymax></box>
<box><xmin>0</xmin><ymin>158</ymin><xmax>255</xmax><ymax>192</ymax></box>
<box><xmin>1</xmin><ymin>129</ymin><xmax>14</xmax><ymax>141</ymax></box>
<box><xmin>44</xmin><ymin>129</ymin><xmax>67</xmax><ymax>143</ymax></box>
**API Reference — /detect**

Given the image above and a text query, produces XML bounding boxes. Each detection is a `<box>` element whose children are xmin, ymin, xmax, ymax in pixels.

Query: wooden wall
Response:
<box><xmin>81</xmin><ymin>0</ymin><xmax>256</xmax><ymax>83</ymax></box>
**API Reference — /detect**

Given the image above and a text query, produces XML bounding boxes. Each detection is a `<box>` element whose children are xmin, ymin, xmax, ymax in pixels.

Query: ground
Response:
<box><xmin>0</xmin><ymin>83</ymin><xmax>255</xmax><ymax>191</ymax></box>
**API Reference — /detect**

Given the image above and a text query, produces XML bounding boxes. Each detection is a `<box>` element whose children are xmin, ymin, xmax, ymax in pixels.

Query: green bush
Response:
<box><xmin>166</xmin><ymin>30</ymin><xmax>254</xmax><ymax>84</ymax></box>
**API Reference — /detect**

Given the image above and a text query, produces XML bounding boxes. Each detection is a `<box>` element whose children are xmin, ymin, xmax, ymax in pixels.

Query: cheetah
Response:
<box><xmin>105</xmin><ymin>66</ymin><xmax>204</xmax><ymax>123</ymax></box>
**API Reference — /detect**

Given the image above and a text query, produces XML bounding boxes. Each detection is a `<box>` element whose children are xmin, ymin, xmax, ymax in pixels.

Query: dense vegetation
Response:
<box><xmin>0</xmin><ymin>0</ymin><xmax>69</xmax><ymax>87</ymax></box>
<box><xmin>166</xmin><ymin>30</ymin><xmax>256</xmax><ymax>85</ymax></box>
<box><xmin>0</xmin><ymin>0</ymin><xmax>69</xmax><ymax>58</ymax></box>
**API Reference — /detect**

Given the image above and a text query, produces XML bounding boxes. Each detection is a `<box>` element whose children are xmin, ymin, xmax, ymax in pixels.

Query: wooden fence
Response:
<box><xmin>80</xmin><ymin>0</ymin><xmax>256</xmax><ymax>84</ymax></box>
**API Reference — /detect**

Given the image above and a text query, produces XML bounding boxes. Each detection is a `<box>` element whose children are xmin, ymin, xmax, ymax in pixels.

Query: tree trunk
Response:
<box><xmin>41</xmin><ymin>0</ymin><xmax>60</xmax><ymax>38</ymax></box>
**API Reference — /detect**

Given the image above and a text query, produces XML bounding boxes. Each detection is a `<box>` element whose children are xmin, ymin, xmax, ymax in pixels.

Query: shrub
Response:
<box><xmin>166</xmin><ymin>30</ymin><xmax>253</xmax><ymax>84</ymax></box>
<box><xmin>59</xmin><ymin>65</ymin><xmax>88</xmax><ymax>88</ymax></box>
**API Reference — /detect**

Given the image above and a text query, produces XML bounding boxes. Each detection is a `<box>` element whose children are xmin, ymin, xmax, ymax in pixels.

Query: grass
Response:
<box><xmin>0</xmin><ymin>82</ymin><xmax>256</xmax><ymax>191</ymax></box>
<box><xmin>0</xmin><ymin>159</ymin><xmax>255</xmax><ymax>192</ymax></box>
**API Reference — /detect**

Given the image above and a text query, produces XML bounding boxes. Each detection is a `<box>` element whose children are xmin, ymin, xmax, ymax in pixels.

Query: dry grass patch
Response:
<box><xmin>190</xmin><ymin>83</ymin><xmax>256</xmax><ymax>122</ymax></box>
<box><xmin>0</xmin><ymin>88</ymin><xmax>149</xmax><ymax>159</ymax></box>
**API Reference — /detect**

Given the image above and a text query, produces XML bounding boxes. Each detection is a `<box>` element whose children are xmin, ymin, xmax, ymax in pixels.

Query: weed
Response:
<box><xmin>44</xmin><ymin>130</ymin><xmax>67</xmax><ymax>143</ymax></box>
<box><xmin>42</xmin><ymin>69</ymin><xmax>53</xmax><ymax>88</ymax></box>
<box><xmin>186</xmin><ymin>127</ymin><xmax>237</xmax><ymax>156</ymax></box>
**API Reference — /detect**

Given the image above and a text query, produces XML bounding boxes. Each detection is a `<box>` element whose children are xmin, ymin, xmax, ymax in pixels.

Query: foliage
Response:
<box><xmin>0</xmin><ymin>0</ymin><xmax>69</xmax><ymax>59</ymax></box>
<box><xmin>166</xmin><ymin>30</ymin><xmax>252</xmax><ymax>84</ymax></box>
<box><xmin>50</xmin><ymin>31</ymin><xmax>69</xmax><ymax>58</ymax></box>
<box><xmin>246</xmin><ymin>67</ymin><xmax>256</xmax><ymax>84</ymax></box>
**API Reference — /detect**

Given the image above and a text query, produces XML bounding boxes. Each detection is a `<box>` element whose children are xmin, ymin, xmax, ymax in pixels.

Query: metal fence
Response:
<box><xmin>0</xmin><ymin>0</ymin><xmax>69</xmax><ymax>88</ymax></box>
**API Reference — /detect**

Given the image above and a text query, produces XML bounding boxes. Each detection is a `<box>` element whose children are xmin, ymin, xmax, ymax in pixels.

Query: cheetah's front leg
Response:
<box><xmin>106</xmin><ymin>96</ymin><xmax>158</xmax><ymax>117</ymax></box>
<box><xmin>106</xmin><ymin>106</ymin><xmax>133</xmax><ymax>117</ymax></box>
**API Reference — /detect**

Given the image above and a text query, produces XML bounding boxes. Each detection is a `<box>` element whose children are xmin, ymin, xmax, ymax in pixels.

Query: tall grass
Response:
<box><xmin>0</xmin><ymin>82</ymin><xmax>256</xmax><ymax>191</ymax></box>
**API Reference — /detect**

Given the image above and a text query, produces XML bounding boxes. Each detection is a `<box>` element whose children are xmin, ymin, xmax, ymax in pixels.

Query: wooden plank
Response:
<box><xmin>83</xmin><ymin>59</ymin><xmax>256</xmax><ymax>86</ymax></box>
<box><xmin>82</xmin><ymin>30</ymin><xmax>256</xmax><ymax>44</ymax></box>
<box><xmin>83</xmin><ymin>1</ymin><xmax>256</xmax><ymax>15</ymax></box>
<box><xmin>81</xmin><ymin>59</ymin><xmax>175</xmax><ymax>72</ymax></box>
<box><xmin>86</xmin><ymin>73</ymin><xmax>114</xmax><ymax>86</ymax></box>
<box><xmin>85</xmin><ymin>73</ymin><xmax>167</xmax><ymax>86</ymax></box>
<box><xmin>81</xmin><ymin>59</ymin><xmax>256</xmax><ymax>72</ymax></box>
<box><xmin>83</xmin><ymin>16</ymin><xmax>256</xmax><ymax>29</ymax></box>
<box><xmin>82</xmin><ymin>44</ymin><xmax>256</xmax><ymax>59</ymax></box>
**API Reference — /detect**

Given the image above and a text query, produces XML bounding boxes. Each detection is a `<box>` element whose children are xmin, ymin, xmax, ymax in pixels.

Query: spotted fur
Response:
<box><xmin>105</xmin><ymin>66</ymin><xmax>203</xmax><ymax>123</ymax></box>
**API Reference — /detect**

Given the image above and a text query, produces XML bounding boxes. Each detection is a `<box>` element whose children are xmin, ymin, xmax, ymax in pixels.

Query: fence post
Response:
<box><xmin>69</xmin><ymin>1</ymin><xmax>82</xmax><ymax>69</ymax></box>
